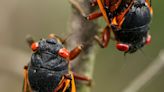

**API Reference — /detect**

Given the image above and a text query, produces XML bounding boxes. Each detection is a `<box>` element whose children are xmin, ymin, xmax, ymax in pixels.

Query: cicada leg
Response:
<box><xmin>86</xmin><ymin>11</ymin><xmax>102</xmax><ymax>20</ymax></box>
<box><xmin>69</xmin><ymin>45</ymin><xmax>83</xmax><ymax>60</ymax></box>
<box><xmin>110</xmin><ymin>0</ymin><xmax>122</xmax><ymax>12</ymax></box>
<box><xmin>68</xmin><ymin>0</ymin><xmax>87</xmax><ymax>17</ymax></box>
<box><xmin>58</xmin><ymin>44</ymin><xmax>83</xmax><ymax>61</ymax></box>
<box><xmin>23</xmin><ymin>65</ymin><xmax>32</xmax><ymax>92</ymax></box>
<box><xmin>54</xmin><ymin>74</ymin><xmax>74</xmax><ymax>92</ymax></box>
<box><xmin>73</xmin><ymin>72</ymin><xmax>92</xmax><ymax>86</ymax></box>
<box><xmin>94</xmin><ymin>25</ymin><xmax>111</xmax><ymax>48</ymax></box>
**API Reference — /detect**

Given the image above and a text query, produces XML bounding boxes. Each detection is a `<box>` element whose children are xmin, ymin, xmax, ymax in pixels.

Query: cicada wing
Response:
<box><xmin>22</xmin><ymin>79</ymin><xmax>31</xmax><ymax>92</ymax></box>
<box><xmin>23</xmin><ymin>66</ymin><xmax>32</xmax><ymax>92</ymax></box>
<box><xmin>97</xmin><ymin>0</ymin><xmax>110</xmax><ymax>26</ymax></box>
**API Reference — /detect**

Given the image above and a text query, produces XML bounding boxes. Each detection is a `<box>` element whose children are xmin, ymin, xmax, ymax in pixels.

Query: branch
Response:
<box><xmin>67</xmin><ymin>0</ymin><xmax>98</xmax><ymax>92</ymax></box>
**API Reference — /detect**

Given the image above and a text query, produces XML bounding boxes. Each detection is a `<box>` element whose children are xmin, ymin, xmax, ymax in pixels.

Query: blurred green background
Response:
<box><xmin>0</xmin><ymin>0</ymin><xmax>163</xmax><ymax>92</ymax></box>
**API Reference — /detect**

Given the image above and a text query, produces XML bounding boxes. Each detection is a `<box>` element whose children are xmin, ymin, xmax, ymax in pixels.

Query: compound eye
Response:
<box><xmin>58</xmin><ymin>48</ymin><xmax>70</xmax><ymax>59</ymax></box>
<box><xmin>145</xmin><ymin>35</ymin><xmax>151</xmax><ymax>45</ymax></box>
<box><xmin>31</xmin><ymin>42</ymin><xmax>39</xmax><ymax>51</ymax></box>
<box><xmin>116</xmin><ymin>43</ymin><xmax>129</xmax><ymax>52</ymax></box>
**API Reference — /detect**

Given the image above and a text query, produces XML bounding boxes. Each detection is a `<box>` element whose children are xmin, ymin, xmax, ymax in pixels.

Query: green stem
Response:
<box><xmin>67</xmin><ymin>0</ymin><xmax>99</xmax><ymax>92</ymax></box>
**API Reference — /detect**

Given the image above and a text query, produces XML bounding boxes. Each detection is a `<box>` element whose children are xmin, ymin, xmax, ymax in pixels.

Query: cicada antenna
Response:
<box><xmin>26</xmin><ymin>35</ymin><xmax>35</xmax><ymax>47</ymax></box>
<box><xmin>139</xmin><ymin>48</ymin><xmax>153</xmax><ymax>61</ymax></box>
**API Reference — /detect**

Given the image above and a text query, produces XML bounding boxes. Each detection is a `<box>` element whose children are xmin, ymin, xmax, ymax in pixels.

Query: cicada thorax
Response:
<box><xmin>112</xmin><ymin>0</ymin><xmax>152</xmax><ymax>53</ymax></box>
<box><xmin>28</xmin><ymin>38</ymin><xmax>69</xmax><ymax>92</ymax></box>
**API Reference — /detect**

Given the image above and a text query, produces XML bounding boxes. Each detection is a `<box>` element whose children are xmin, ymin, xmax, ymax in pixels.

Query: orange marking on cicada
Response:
<box><xmin>112</xmin><ymin>17</ymin><xmax>118</xmax><ymax>25</ymax></box>
<box><xmin>116</xmin><ymin>43</ymin><xmax>129</xmax><ymax>52</ymax></box>
<box><xmin>145</xmin><ymin>0</ymin><xmax>153</xmax><ymax>15</ymax></box>
<box><xmin>31</xmin><ymin>42</ymin><xmax>39</xmax><ymax>51</ymax></box>
<box><xmin>146</xmin><ymin>34</ymin><xmax>151</xmax><ymax>45</ymax></box>
<box><xmin>58</xmin><ymin>48</ymin><xmax>70</xmax><ymax>59</ymax></box>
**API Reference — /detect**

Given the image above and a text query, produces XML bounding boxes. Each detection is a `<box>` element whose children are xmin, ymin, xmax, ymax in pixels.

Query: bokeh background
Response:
<box><xmin>0</xmin><ymin>0</ymin><xmax>163</xmax><ymax>92</ymax></box>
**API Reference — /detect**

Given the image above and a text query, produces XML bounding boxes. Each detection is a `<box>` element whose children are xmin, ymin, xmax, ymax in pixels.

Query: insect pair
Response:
<box><xmin>23</xmin><ymin>34</ymin><xmax>92</xmax><ymax>92</ymax></box>
<box><xmin>69</xmin><ymin>0</ymin><xmax>153</xmax><ymax>53</ymax></box>
<box><xmin>23</xmin><ymin>0</ymin><xmax>154</xmax><ymax>91</ymax></box>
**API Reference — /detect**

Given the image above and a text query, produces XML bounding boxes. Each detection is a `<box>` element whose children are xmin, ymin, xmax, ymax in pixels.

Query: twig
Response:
<box><xmin>67</xmin><ymin>0</ymin><xmax>98</xmax><ymax>92</ymax></box>
<box><xmin>123</xmin><ymin>50</ymin><xmax>164</xmax><ymax>92</ymax></box>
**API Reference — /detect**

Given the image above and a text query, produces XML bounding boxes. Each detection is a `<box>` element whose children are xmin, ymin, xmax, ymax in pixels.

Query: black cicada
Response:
<box><xmin>23</xmin><ymin>34</ymin><xmax>91</xmax><ymax>92</ymax></box>
<box><xmin>69</xmin><ymin>0</ymin><xmax>153</xmax><ymax>53</ymax></box>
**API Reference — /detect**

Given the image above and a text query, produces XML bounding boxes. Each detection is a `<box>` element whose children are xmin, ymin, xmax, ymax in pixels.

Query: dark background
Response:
<box><xmin>0</xmin><ymin>0</ymin><xmax>163</xmax><ymax>92</ymax></box>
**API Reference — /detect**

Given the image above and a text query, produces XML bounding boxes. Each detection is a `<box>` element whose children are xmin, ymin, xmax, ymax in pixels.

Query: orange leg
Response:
<box><xmin>68</xmin><ymin>0</ymin><xmax>87</xmax><ymax>17</ymax></box>
<box><xmin>54</xmin><ymin>75</ymin><xmax>72</xmax><ymax>92</ymax></box>
<box><xmin>58</xmin><ymin>44</ymin><xmax>83</xmax><ymax>60</ymax></box>
<box><xmin>69</xmin><ymin>0</ymin><xmax>103</xmax><ymax>20</ymax></box>
<box><xmin>110</xmin><ymin>0</ymin><xmax>122</xmax><ymax>12</ymax></box>
<box><xmin>86</xmin><ymin>11</ymin><xmax>102</xmax><ymax>20</ymax></box>
<box><xmin>69</xmin><ymin>45</ymin><xmax>83</xmax><ymax>60</ymax></box>
<box><xmin>54</xmin><ymin>78</ymin><xmax>66</xmax><ymax>92</ymax></box>
<box><xmin>23</xmin><ymin>65</ymin><xmax>32</xmax><ymax>92</ymax></box>
<box><xmin>94</xmin><ymin>26</ymin><xmax>111</xmax><ymax>48</ymax></box>
<box><xmin>73</xmin><ymin>72</ymin><xmax>92</xmax><ymax>86</ymax></box>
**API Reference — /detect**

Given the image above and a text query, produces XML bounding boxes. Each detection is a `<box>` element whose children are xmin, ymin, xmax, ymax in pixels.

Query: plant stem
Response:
<box><xmin>67</xmin><ymin>0</ymin><xmax>99</xmax><ymax>92</ymax></box>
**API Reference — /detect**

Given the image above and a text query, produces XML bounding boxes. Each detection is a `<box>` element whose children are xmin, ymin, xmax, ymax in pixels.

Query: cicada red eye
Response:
<box><xmin>116</xmin><ymin>43</ymin><xmax>129</xmax><ymax>52</ymax></box>
<box><xmin>58</xmin><ymin>48</ymin><xmax>70</xmax><ymax>59</ymax></box>
<box><xmin>145</xmin><ymin>35</ymin><xmax>151</xmax><ymax>45</ymax></box>
<box><xmin>31</xmin><ymin>42</ymin><xmax>39</xmax><ymax>51</ymax></box>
